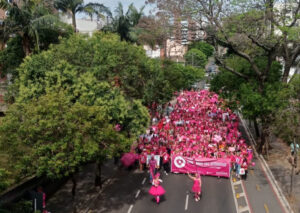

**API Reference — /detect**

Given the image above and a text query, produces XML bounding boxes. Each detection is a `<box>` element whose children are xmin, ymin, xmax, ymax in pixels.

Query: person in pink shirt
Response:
<box><xmin>235</xmin><ymin>153</ymin><xmax>242</xmax><ymax>178</ymax></box>
<box><xmin>188</xmin><ymin>173</ymin><xmax>202</xmax><ymax>201</ymax></box>
<box><xmin>139</xmin><ymin>150</ymin><xmax>147</xmax><ymax>171</ymax></box>
<box><xmin>162</xmin><ymin>151</ymin><xmax>170</xmax><ymax>175</ymax></box>
<box><xmin>149</xmin><ymin>173</ymin><xmax>165</xmax><ymax>204</ymax></box>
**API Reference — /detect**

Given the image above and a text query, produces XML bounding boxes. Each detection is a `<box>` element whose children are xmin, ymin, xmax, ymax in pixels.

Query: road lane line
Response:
<box><xmin>135</xmin><ymin>189</ymin><xmax>141</xmax><ymax>198</ymax></box>
<box><xmin>241</xmin><ymin>180</ymin><xmax>253</xmax><ymax>213</ymax></box>
<box><xmin>142</xmin><ymin>178</ymin><xmax>146</xmax><ymax>185</ymax></box>
<box><xmin>185</xmin><ymin>194</ymin><xmax>189</xmax><ymax>211</ymax></box>
<box><xmin>264</xmin><ymin>204</ymin><xmax>270</xmax><ymax>213</ymax></box>
<box><xmin>127</xmin><ymin>205</ymin><xmax>133</xmax><ymax>213</ymax></box>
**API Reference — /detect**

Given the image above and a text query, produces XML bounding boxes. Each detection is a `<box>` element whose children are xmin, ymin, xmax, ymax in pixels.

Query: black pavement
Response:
<box><xmin>88</xmin><ymin>170</ymin><xmax>236</xmax><ymax>213</ymax></box>
<box><xmin>46</xmin><ymin>118</ymin><xmax>293</xmax><ymax>213</ymax></box>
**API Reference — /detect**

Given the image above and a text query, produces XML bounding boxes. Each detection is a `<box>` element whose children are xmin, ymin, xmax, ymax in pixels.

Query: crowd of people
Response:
<box><xmin>131</xmin><ymin>90</ymin><xmax>254</xmax><ymax>203</ymax></box>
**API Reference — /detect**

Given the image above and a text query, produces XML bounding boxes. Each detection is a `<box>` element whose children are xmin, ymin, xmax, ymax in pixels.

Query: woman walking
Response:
<box><xmin>149</xmin><ymin>173</ymin><xmax>165</xmax><ymax>204</ymax></box>
<box><xmin>188</xmin><ymin>173</ymin><xmax>202</xmax><ymax>201</ymax></box>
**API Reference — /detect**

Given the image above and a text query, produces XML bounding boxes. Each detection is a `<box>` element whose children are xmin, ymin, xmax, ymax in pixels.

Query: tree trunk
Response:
<box><xmin>72</xmin><ymin>12</ymin><xmax>77</xmax><ymax>32</ymax></box>
<box><xmin>253</xmin><ymin>118</ymin><xmax>260</xmax><ymax>138</ymax></box>
<box><xmin>258</xmin><ymin>119</ymin><xmax>268</xmax><ymax>153</ymax></box>
<box><xmin>0</xmin><ymin>42</ymin><xmax>5</xmax><ymax>51</ymax></box>
<box><xmin>22</xmin><ymin>35</ymin><xmax>31</xmax><ymax>56</ymax></box>
<box><xmin>71</xmin><ymin>174</ymin><xmax>77</xmax><ymax>197</ymax></box>
<box><xmin>71</xmin><ymin>174</ymin><xmax>77</xmax><ymax>213</ymax></box>
<box><xmin>94</xmin><ymin>162</ymin><xmax>102</xmax><ymax>188</ymax></box>
<box><xmin>282</xmin><ymin>60</ymin><xmax>292</xmax><ymax>83</ymax></box>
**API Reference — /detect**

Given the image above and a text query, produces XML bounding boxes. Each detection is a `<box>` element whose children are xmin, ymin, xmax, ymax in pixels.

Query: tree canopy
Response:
<box><xmin>188</xmin><ymin>41</ymin><xmax>214</xmax><ymax>59</ymax></box>
<box><xmin>13</xmin><ymin>33</ymin><xmax>204</xmax><ymax>106</ymax></box>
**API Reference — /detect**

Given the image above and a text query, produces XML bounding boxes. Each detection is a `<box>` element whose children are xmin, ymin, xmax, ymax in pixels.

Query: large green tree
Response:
<box><xmin>12</xmin><ymin>33</ymin><xmax>203</xmax><ymax>106</ymax></box>
<box><xmin>210</xmin><ymin>55</ymin><xmax>283</xmax><ymax>151</ymax></box>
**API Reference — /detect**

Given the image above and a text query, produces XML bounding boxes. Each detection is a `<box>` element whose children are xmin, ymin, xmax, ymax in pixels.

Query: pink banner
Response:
<box><xmin>171</xmin><ymin>155</ymin><xmax>231</xmax><ymax>178</ymax></box>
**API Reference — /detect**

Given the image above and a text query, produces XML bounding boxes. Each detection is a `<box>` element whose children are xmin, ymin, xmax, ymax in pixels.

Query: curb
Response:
<box><xmin>238</xmin><ymin>113</ymin><xmax>294</xmax><ymax>213</ymax></box>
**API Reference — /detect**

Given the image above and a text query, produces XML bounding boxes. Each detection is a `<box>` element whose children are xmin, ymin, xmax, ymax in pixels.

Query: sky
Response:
<box><xmin>83</xmin><ymin>0</ymin><xmax>155</xmax><ymax>16</ymax></box>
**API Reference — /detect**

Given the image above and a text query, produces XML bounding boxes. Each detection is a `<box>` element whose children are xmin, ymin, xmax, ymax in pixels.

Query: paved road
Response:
<box><xmin>47</xmin><ymin>116</ymin><xmax>291</xmax><ymax>213</ymax></box>
<box><xmin>88</xmin><ymin>169</ymin><xmax>236</xmax><ymax>213</ymax></box>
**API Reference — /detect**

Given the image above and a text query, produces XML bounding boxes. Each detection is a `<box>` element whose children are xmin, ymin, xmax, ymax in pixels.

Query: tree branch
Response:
<box><xmin>288</xmin><ymin>1</ymin><xmax>300</xmax><ymax>27</ymax></box>
<box><xmin>215</xmin><ymin>56</ymin><xmax>249</xmax><ymax>80</ymax></box>
<box><xmin>247</xmin><ymin>34</ymin><xmax>271</xmax><ymax>52</ymax></box>
<box><xmin>291</xmin><ymin>45</ymin><xmax>300</xmax><ymax>65</ymax></box>
<box><xmin>214</xmin><ymin>36</ymin><xmax>263</xmax><ymax>77</ymax></box>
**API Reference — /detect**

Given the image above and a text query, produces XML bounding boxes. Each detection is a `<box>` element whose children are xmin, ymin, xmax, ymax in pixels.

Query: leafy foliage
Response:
<box><xmin>188</xmin><ymin>42</ymin><xmax>214</xmax><ymax>58</ymax></box>
<box><xmin>103</xmin><ymin>3</ymin><xmax>144</xmax><ymax>42</ymax></box>
<box><xmin>272</xmin><ymin>75</ymin><xmax>300</xmax><ymax>143</ymax></box>
<box><xmin>0</xmin><ymin>36</ymin><xmax>24</xmax><ymax>78</ymax></box>
<box><xmin>0</xmin><ymin>168</ymin><xmax>11</xmax><ymax>192</ymax></box>
<box><xmin>0</xmin><ymin>88</ymin><xmax>148</xmax><ymax>179</ymax></box>
<box><xmin>184</xmin><ymin>48</ymin><xmax>208</xmax><ymax>68</ymax></box>
<box><xmin>211</xmin><ymin>55</ymin><xmax>283</xmax><ymax>119</ymax></box>
<box><xmin>13</xmin><ymin>33</ymin><xmax>204</xmax><ymax>106</ymax></box>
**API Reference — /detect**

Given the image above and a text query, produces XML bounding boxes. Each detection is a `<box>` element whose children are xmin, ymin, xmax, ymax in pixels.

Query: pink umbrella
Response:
<box><xmin>121</xmin><ymin>153</ymin><xmax>137</xmax><ymax>167</ymax></box>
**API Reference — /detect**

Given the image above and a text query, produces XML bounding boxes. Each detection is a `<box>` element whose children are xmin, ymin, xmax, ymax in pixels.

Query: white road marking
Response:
<box><xmin>230</xmin><ymin>176</ymin><xmax>239</xmax><ymax>213</ymax></box>
<box><xmin>135</xmin><ymin>189</ymin><xmax>141</xmax><ymax>198</ymax></box>
<box><xmin>127</xmin><ymin>205</ymin><xmax>133</xmax><ymax>213</ymax></box>
<box><xmin>185</xmin><ymin>194</ymin><xmax>189</xmax><ymax>211</ymax></box>
<box><xmin>142</xmin><ymin>177</ymin><xmax>146</xmax><ymax>185</ymax></box>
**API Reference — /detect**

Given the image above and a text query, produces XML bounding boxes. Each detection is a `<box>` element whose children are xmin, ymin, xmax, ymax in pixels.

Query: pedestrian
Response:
<box><xmin>235</xmin><ymin>153</ymin><xmax>242</xmax><ymax>179</ymax></box>
<box><xmin>148</xmin><ymin>173</ymin><xmax>165</xmax><ymax>204</ymax></box>
<box><xmin>162</xmin><ymin>151</ymin><xmax>170</xmax><ymax>175</ymax></box>
<box><xmin>241</xmin><ymin>157</ymin><xmax>248</xmax><ymax>180</ymax></box>
<box><xmin>139</xmin><ymin>149</ymin><xmax>147</xmax><ymax>171</ymax></box>
<box><xmin>188</xmin><ymin>173</ymin><xmax>202</xmax><ymax>202</ymax></box>
<box><xmin>290</xmin><ymin>142</ymin><xmax>299</xmax><ymax>156</ymax></box>
<box><xmin>149</xmin><ymin>154</ymin><xmax>157</xmax><ymax>183</ymax></box>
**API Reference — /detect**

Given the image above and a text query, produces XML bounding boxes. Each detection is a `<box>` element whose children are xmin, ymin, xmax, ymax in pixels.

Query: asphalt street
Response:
<box><xmin>88</xmin><ymin>168</ymin><xmax>236</xmax><ymax>213</ymax></box>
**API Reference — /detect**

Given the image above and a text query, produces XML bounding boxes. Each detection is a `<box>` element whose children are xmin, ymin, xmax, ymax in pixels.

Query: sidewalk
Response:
<box><xmin>47</xmin><ymin>160</ymin><xmax>120</xmax><ymax>213</ymax></box>
<box><xmin>241</xmin><ymin>119</ymin><xmax>300</xmax><ymax>213</ymax></box>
